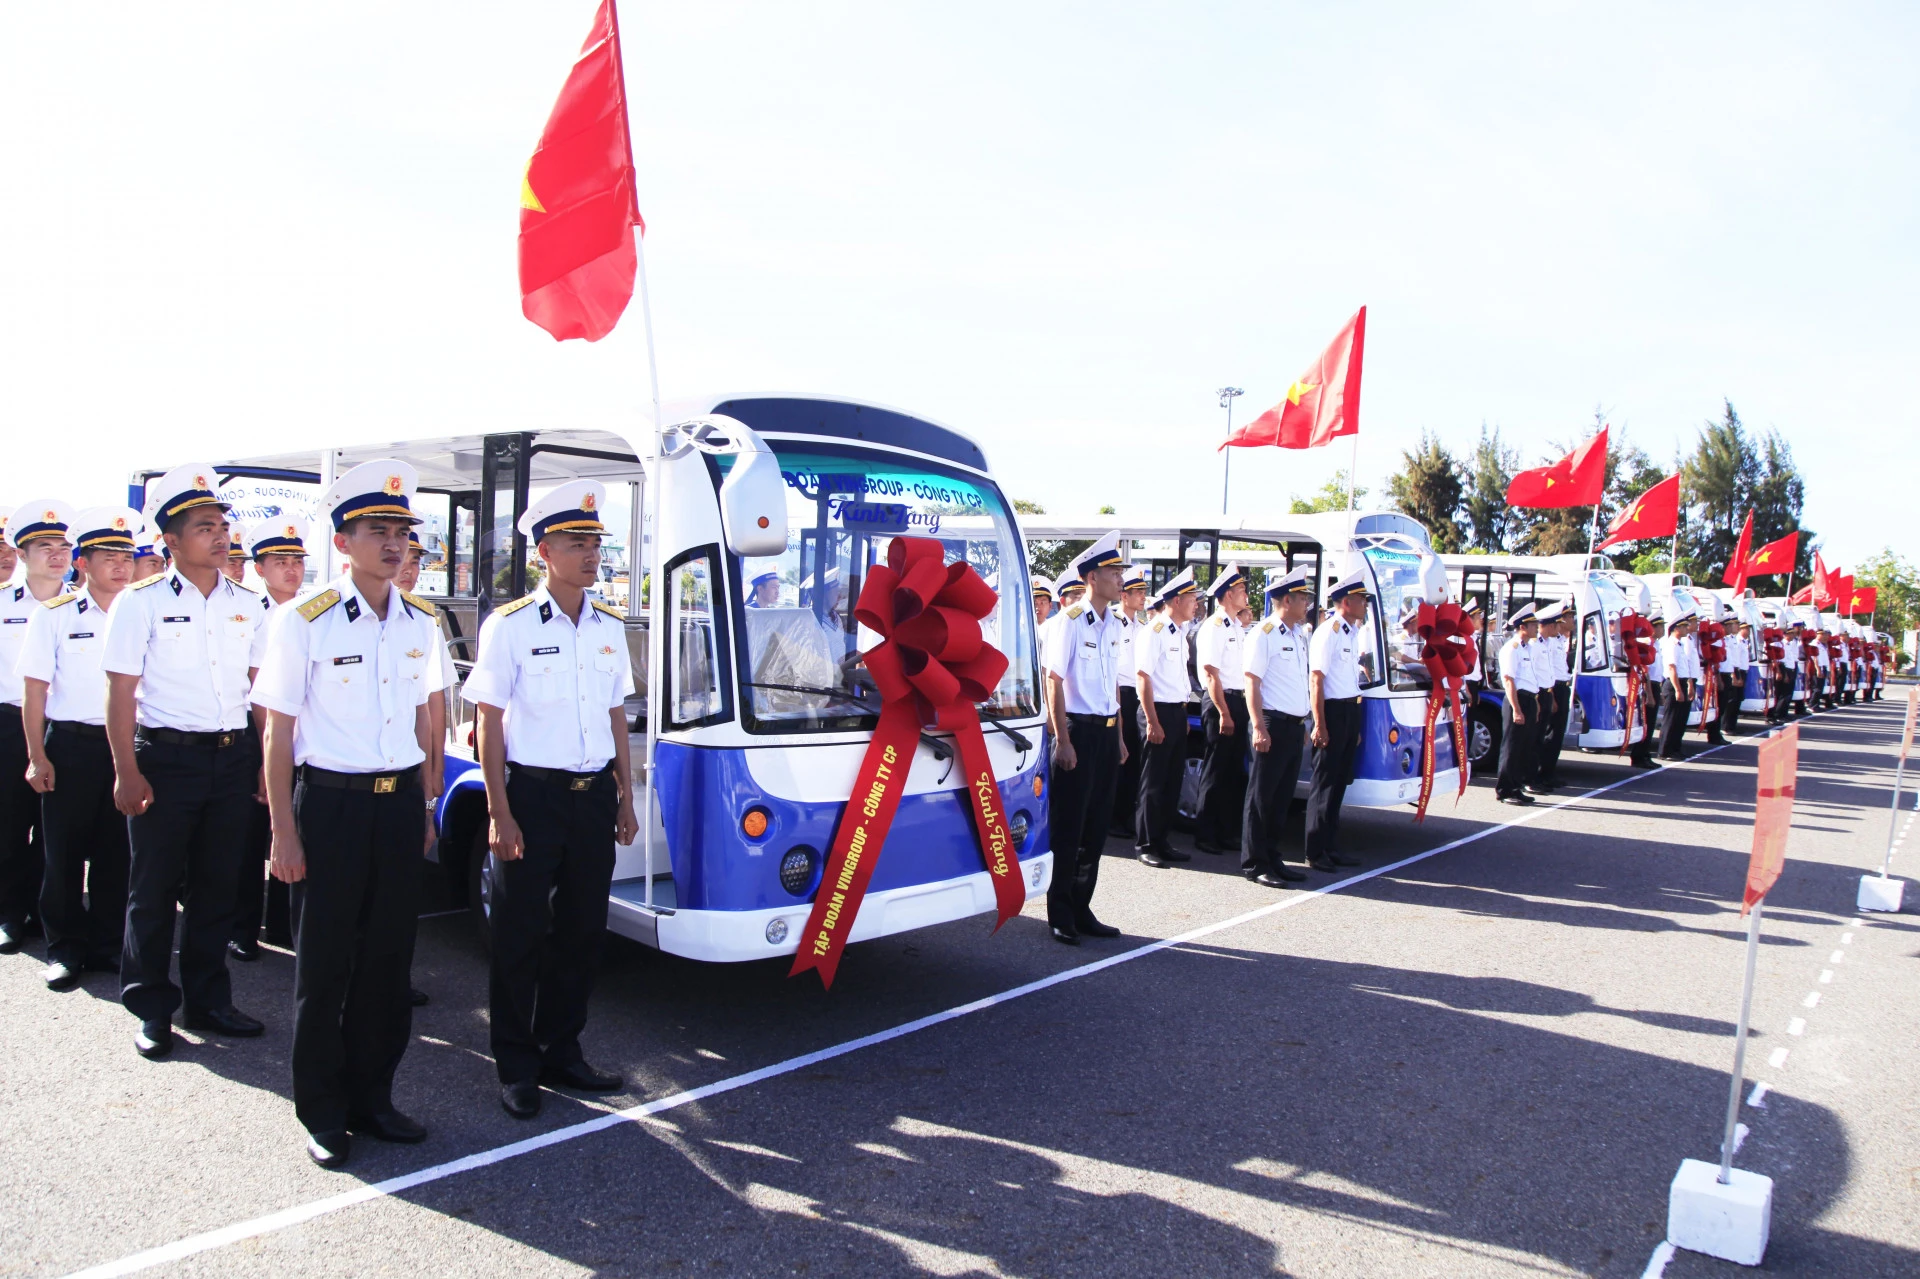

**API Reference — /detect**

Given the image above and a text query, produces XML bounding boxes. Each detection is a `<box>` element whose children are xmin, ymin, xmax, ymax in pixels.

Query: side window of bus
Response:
<box><xmin>666</xmin><ymin>546</ymin><xmax>732</xmax><ymax>730</ymax></box>
<box><xmin>1581</xmin><ymin>614</ymin><xmax>1607</xmax><ymax>672</ymax></box>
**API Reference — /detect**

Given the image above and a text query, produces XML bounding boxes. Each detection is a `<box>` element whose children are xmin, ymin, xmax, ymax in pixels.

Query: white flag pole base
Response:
<box><xmin>1857</xmin><ymin>873</ymin><xmax>1905</xmax><ymax>912</ymax></box>
<box><xmin>1668</xmin><ymin>1158</ymin><xmax>1773</xmax><ymax>1266</ymax></box>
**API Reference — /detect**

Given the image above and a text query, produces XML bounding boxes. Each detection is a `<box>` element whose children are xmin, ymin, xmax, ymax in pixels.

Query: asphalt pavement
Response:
<box><xmin>1</xmin><ymin>695</ymin><xmax>1916</xmax><ymax>1278</ymax></box>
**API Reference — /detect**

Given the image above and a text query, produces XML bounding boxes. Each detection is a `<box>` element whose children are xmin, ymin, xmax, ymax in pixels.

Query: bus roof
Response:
<box><xmin>1018</xmin><ymin>508</ymin><xmax>1428</xmax><ymax>550</ymax></box>
<box><xmin>1437</xmin><ymin>552</ymin><xmax>1613</xmax><ymax>577</ymax></box>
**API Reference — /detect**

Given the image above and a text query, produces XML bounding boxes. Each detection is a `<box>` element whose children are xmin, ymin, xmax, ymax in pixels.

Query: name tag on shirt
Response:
<box><xmin>532</xmin><ymin>646</ymin><xmax>560</xmax><ymax>656</ymax></box>
<box><xmin>162</xmin><ymin>615</ymin><xmax>190</xmax><ymax>623</ymax></box>
<box><xmin>68</xmin><ymin>632</ymin><xmax>94</xmax><ymax>640</ymax></box>
<box><xmin>332</xmin><ymin>655</ymin><xmax>362</xmax><ymax>666</ymax></box>
<box><xmin>3</xmin><ymin>618</ymin><xmax>27</xmax><ymax>625</ymax></box>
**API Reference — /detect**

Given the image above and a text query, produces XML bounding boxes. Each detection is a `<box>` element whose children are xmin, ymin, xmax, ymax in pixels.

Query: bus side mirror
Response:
<box><xmin>719</xmin><ymin>443</ymin><xmax>788</xmax><ymax>557</ymax></box>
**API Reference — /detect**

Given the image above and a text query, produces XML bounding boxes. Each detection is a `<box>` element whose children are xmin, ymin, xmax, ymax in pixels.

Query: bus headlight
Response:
<box><xmin>779</xmin><ymin>846</ymin><xmax>817</xmax><ymax>896</ymax></box>
<box><xmin>765</xmin><ymin>917</ymin><xmax>789</xmax><ymax>945</ymax></box>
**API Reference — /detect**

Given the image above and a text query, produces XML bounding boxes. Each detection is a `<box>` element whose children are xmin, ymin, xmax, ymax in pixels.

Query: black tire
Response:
<box><xmin>1469</xmin><ymin>703</ymin><xmax>1502</xmax><ymax>769</ymax></box>
<box><xmin>466</xmin><ymin>824</ymin><xmax>495</xmax><ymax>956</ymax></box>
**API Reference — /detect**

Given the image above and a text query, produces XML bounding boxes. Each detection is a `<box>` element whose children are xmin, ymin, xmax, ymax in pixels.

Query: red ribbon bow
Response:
<box><xmin>1618</xmin><ymin>613</ymin><xmax>1656</xmax><ymax>754</ymax></box>
<box><xmin>1412</xmin><ymin>601</ymin><xmax>1473</xmax><ymax>821</ymax></box>
<box><xmin>789</xmin><ymin>537</ymin><xmax>1023</xmax><ymax>990</ymax></box>
<box><xmin>1696</xmin><ymin>619</ymin><xmax>1726</xmax><ymax>735</ymax></box>
<box><xmin>1761</xmin><ymin>626</ymin><xmax>1784</xmax><ymax>664</ymax></box>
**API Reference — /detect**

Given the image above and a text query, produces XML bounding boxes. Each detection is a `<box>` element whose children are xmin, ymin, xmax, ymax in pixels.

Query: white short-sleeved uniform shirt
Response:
<box><xmin>1544</xmin><ymin>632</ymin><xmax>1572</xmax><ymax>683</ymax></box>
<box><xmin>1115</xmin><ymin>611</ymin><xmax>1143</xmax><ymax>689</ymax></box>
<box><xmin>461</xmin><ymin>585</ymin><xmax>635</xmax><ymax>772</ymax></box>
<box><xmin>250</xmin><ymin>574</ymin><xmax>447</xmax><ymax>773</ymax></box>
<box><xmin>0</xmin><ymin>582</ymin><xmax>51</xmax><ymax>706</ymax></box>
<box><xmin>1309</xmin><ymin>616</ymin><xmax>1363</xmax><ymax>700</ymax></box>
<box><xmin>1133</xmin><ymin>612</ymin><xmax>1192</xmax><ymax>704</ymax></box>
<box><xmin>1656</xmin><ymin>634</ymin><xmax>1681</xmax><ymax>682</ymax></box>
<box><xmin>1780</xmin><ymin>637</ymin><xmax>1800</xmax><ymax>667</ymax></box>
<box><xmin>1242</xmin><ymin>616</ymin><xmax>1310</xmax><ymax>717</ymax></box>
<box><xmin>1041</xmin><ymin>600</ymin><xmax>1128</xmax><ymax>718</ymax></box>
<box><xmin>101</xmin><ymin>568</ymin><xmax>266</xmax><ymax>731</ymax></box>
<box><xmin>1812</xmin><ymin>640</ymin><xmax>1831</xmax><ymax>671</ymax></box>
<box><xmin>1721</xmin><ymin>634</ymin><xmax>1748</xmax><ymax>673</ymax></box>
<box><xmin>1500</xmin><ymin>633</ymin><xmax>1538</xmax><ymax>693</ymax></box>
<box><xmin>16</xmin><ymin>587</ymin><xmax>117</xmax><ymax>725</ymax></box>
<box><xmin>1194</xmin><ymin>610</ymin><xmax>1247</xmax><ymax>692</ymax></box>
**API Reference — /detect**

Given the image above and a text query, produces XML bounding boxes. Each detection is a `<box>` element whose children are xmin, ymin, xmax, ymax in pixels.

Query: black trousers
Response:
<box><xmin>39</xmin><ymin>725</ymin><xmax>129</xmax><ymax>970</ymax></box>
<box><xmin>0</xmin><ymin>707</ymin><xmax>43</xmax><ymax>930</ymax></box>
<box><xmin>290</xmin><ymin>771</ymin><xmax>423</xmax><ymax>1133</ymax></box>
<box><xmin>233</xmin><ymin>795</ymin><xmax>294</xmax><ymax>948</ymax></box>
<box><xmin>121</xmin><ymin>734</ymin><xmax>259</xmax><ymax>1022</ymax></box>
<box><xmin>1535</xmin><ymin>682</ymin><xmax>1571</xmax><ymax>784</ymax></box>
<box><xmin>1770</xmin><ymin>670</ymin><xmax>1794</xmax><ymax>722</ymax></box>
<box><xmin>1656</xmin><ymin>680</ymin><xmax>1691</xmax><ymax>758</ymax></box>
<box><xmin>1242</xmin><ymin>710</ymin><xmax>1305</xmax><ymax>875</ymax></box>
<box><xmin>1305</xmin><ymin>698</ymin><xmax>1362</xmax><ymax>858</ymax></box>
<box><xmin>491</xmin><ymin>765</ymin><xmax>618</xmax><ymax>1084</ymax></box>
<box><xmin>1629</xmin><ymin>680</ymin><xmax>1656</xmax><ymax>765</ymax></box>
<box><xmin>1195</xmin><ymin>691</ymin><xmax>1249</xmax><ymax>846</ymax></box>
<box><xmin>1496</xmin><ymin>690</ymin><xmax>1537</xmax><ymax>796</ymax></box>
<box><xmin>1134</xmin><ymin>701</ymin><xmax>1187</xmax><ymax>852</ymax></box>
<box><xmin>1110</xmin><ymin>685</ymin><xmax>1144</xmax><ymax>835</ymax></box>
<box><xmin>1718</xmin><ymin>673</ymin><xmax>1742</xmax><ymax>735</ymax></box>
<box><xmin>1046</xmin><ymin>713</ymin><xmax>1119</xmax><ymax>932</ymax></box>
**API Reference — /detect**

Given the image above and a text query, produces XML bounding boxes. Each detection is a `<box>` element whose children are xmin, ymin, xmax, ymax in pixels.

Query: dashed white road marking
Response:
<box><xmin>1768</xmin><ymin>1047</ymin><xmax>1790</xmax><ymax>1069</ymax></box>
<box><xmin>1803</xmin><ymin>991</ymin><xmax>1821</xmax><ymax>1008</ymax></box>
<box><xmin>1829</xmin><ymin>949</ymin><xmax>1846</xmax><ymax>963</ymax></box>
<box><xmin>1787</xmin><ymin>1018</ymin><xmax>1806</xmax><ymax>1036</ymax></box>
<box><xmin>1840</xmin><ymin>933</ymin><xmax>1854</xmax><ymax>944</ymax></box>
<box><xmin>1746</xmin><ymin>1081</ymin><xmax>1770</xmax><ymax>1108</ymax></box>
<box><xmin>1820</xmin><ymin>969</ymin><xmax>1835</xmax><ymax>983</ymax></box>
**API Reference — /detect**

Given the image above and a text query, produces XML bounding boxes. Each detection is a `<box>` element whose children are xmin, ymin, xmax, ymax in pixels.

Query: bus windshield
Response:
<box><xmin>1357</xmin><ymin>547</ymin><xmax>1432</xmax><ymax>693</ymax></box>
<box><xmin>720</xmin><ymin>443</ymin><xmax>1038</xmax><ymax>733</ymax></box>
<box><xmin>1587</xmin><ymin>574</ymin><xmax>1625</xmax><ymax>673</ymax></box>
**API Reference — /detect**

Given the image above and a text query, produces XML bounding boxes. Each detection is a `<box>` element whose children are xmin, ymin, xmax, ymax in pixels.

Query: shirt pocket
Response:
<box><xmin>591</xmin><ymin>646</ymin><xmax>624</xmax><ymax>702</ymax></box>
<box><xmin>519</xmin><ymin>647</ymin><xmax>565</xmax><ymax>701</ymax></box>
<box><xmin>316</xmin><ymin>638</ymin><xmax>369</xmax><ymax>697</ymax></box>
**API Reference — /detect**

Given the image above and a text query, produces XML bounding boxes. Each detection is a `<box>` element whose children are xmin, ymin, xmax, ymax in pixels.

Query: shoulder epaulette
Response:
<box><xmin>1260</xmin><ymin>619</ymin><xmax>1275</xmax><ymax>633</ymax></box>
<box><xmin>43</xmin><ymin>591</ymin><xmax>78</xmax><ymax>609</ymax></box>
<box><xmin>1152</xmin><ymin>619</ymin><xmax>1165</xmax><ymax>633</ymax></box>
<box><xmin>591</xmin><ymin>599</ymin><xmax>623</xmax><ymax>620</ymax></box>
<box><xmin>1064</xmin><ymin>602</ymin><xmax>1087</xmax><ymax>621</ymax></box>
<box><xmin>494</xmin><ymin>596</ymin><xmax>536</xmax><ymax>618</ymax></box>
<box><xmin>128</xmin><ymin>574</ymin><xmax>168</xmax><ymax>591</ymax></box>
<box><xmin>1211</xmin><ymin>612</ymin><xmax>1230</xmax><ymax>626</ymax></box>
<box><xmin>296</xmin><ymin>588</ymin><xmax>342</xmax><ymax>622</ymax></box>
<box><xmin>400</xmin><ymin>590</ymin><xmax>438</xmax><ymax>619</ymax></box>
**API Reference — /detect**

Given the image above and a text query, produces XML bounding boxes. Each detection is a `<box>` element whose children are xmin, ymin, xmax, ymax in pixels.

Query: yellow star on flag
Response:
<box><xmin>1544</xmin><ymin>476</ymin><xmax>1556</xmax><ymax>488</ymax></box>
<box><xmin>520</xmin><ymin>164</ymin><xmax>546</xmax><ymax>214</ymax></box>
<box><xmin>1750</xmin><ymin>549</ymin><xmax>1772</xmax><ymax>567</ymax></box>
<box><xmin>1285</xmin><ymin>380</ymin><xmax>1316</xmax><ymax>406</ymax></box>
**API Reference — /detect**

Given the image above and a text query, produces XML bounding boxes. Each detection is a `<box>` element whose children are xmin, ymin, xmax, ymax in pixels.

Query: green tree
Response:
<box><xmin>1289</xmin><ymin>470</ymin><xmax>1368</xmax><ymax>515</ymax></box>
<box><xmin>1384</xmin><ymin>429</ymin><xmax>1465</xmax><ymax>552</ymax></box>
<box><xmin>1518</xmin><ymin>411</ymin><xmax>1665</xmax><ymax>560</ymax></box>
<box><xmin>1671</xmin><ymin>401</ymin><xmax>1813</xmax><ymax>586</ymax></box>
<box><xmin>1013</xmin><ymin>498</ymin><xmax>1089</xmax><ymax>582</ymax></box>
<box><xmin>1855</xmin><ymin>549</ymin><xmax>1920</xmax><ymax>634</ymax></box>
<box><xmin>1462</xmin><ymin>424</ymin><xmax>1519</xmax><ymax>552</ymax></box>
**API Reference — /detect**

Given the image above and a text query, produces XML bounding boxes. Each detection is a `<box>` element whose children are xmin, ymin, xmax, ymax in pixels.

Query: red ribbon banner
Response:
<box><xmin>1696</xmin><ymin>619</ymin><xmax>1725</xmax><ymax>736</ymax></box>
<box><xmin>1618</xmin><ymin>613</ymin><xmax>1656</xmax><ymax>754</ymax></box>
<box><xmin>1413</xmin><ymin>602</ymin><xmax>1474</xmax><ymax>822</ymax></box>
<box><xmin>789</xmin><ymin>537</ymin><xmax>1021</xmax><ymax>990</ymax></box>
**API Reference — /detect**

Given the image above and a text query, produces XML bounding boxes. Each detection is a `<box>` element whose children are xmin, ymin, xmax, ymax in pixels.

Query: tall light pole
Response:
<box><xmin>1218</xmin><ymin>386</ymin><xmax>1243</xmax><ymax>516</ymax></box>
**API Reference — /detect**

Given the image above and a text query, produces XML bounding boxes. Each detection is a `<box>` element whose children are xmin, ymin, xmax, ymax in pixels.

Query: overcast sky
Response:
<box><xmin>2</xmin><ymin>2</ymin><xmax>1913</xmax><ymax>566</ymax></box>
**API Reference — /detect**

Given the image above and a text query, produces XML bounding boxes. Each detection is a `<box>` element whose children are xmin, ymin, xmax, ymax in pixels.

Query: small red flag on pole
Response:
<box><xmin>1596</xmin><ymin>473</ymin><xmax>1679</xmax><ymax>550</ymax></box>
<box><xmin>1221</xmin><ymin>308</ymin><xmax>1367</xmax><ymax>451</ymax></box>
<box><xmin>1742</xmin><ymin>531</ymin><xmax>1799</xmax><ymax>581</ymax></box>
<box><xmin>1744</xmin><ymin>724</ymin><xmax>1798</xmax><ymax>914</ymax></box>
<box><xmin>1506</xmin><ymin>426</ymin><xmax>1609</xmax><ymax>509</ymax></box>
<box><xmin>518</xmin><ymin>0</ymin><xmax>643</xmax><ymax>343</ymax></box>
<box><xmin>1723</xmin><ymin>511</ymin><xmax>1754</xmax><ymax>592</ymax></box>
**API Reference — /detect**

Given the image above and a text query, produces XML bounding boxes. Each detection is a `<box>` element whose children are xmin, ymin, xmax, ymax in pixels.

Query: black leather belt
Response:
<box><xmin>50</xmin><ymin>720</ymin><xmax>107</xmax><ymax>739</ymax></box>
<box><xmin>1065</xmin><ymin>712</ymin><xmax>1117</xmax><ymax>728</ymax></box>
<box><xmin>509</xmin><ymin>762</ymin><xmax>611</xmax><ymax>792</ymax></box>
<box><xmin>0</xmin><ymin>703</ymin><xmax>19</xmax><ymax>719</ymax></box>
<box><xmin>299</xmin><ymin>764</ymin><xmax>420</xmax><ymax>794</ymax></box>
<box><xmin>137</xmin><ymin>726</ymin><xmax>250</xmax><ymax>748</ymax></box>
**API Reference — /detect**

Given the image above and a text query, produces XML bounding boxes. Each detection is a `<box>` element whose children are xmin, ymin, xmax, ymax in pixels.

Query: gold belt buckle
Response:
<box><xmin>570</xmin><ymin>776</ymin><xmax>592</xmax><ymax>791</ymax></box>
<box><xmin>373</xmin><ymin>775</ymin><xmax>397</xmax><ymax>794</ymax></box>
<box><xmin>216</xmin><ymin>731</ymin><xmax>235</xmax><ymax>748</ymax></box>
<box><xmin>1104</xmin><ymin>717</ymin><xmax>1116</xmax><ymax>728</ymax></box>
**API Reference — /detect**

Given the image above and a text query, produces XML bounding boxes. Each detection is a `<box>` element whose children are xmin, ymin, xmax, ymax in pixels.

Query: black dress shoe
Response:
<box><xmin>0</xmin><ymin>921</ymin><xmax>21</xmax><ymax>955</ymax></box>
<box><xmin>1137</xmin><ymin>851</ymin><xmax>1171</xmax><ymax>869</ymax></box>
<box><xmin>135</xmin><ymin>1019</ymin><xmax>173</xmax><ymax>1059</ymax></box>
<box><xmin>307</xmin><ymin>1130</ymin><xmax>351</xmax><ymax>1169</ymax></box>
<box><xmin>410</xmin><ymin>987</ymin><xmax>429</xmax><ymax>1007</ymax></box>
<box><xmin>1076</xmin><ymin>917</ymin><xmax>1120</xmax><ymax>938</ymax></box>
<box><xmin>1271</xmin><ymin>863</ymin><xmax>1308</xmax><ymax>882</ymax></box>
<box><xmin>541</xmin><ymin>1059</ymin><xmax>623</xmax><ymax>1093</ymax></box>
<box><xmin>185</xmin><ymin>1005</ymin><xmax>265</xmax><ymax>1037</ymax></box>
<box><xmin>1246</xmin><ymin>872</ymin><xmax>1291</xmax><ymax>889</ymax></box>
<box><xmin>1523</xmin><ymin>786</ymin><xmax>1551</xmax><ymax>797</ymax></box>
<box><xmin>1307</xmin><ymin>859</ymin><xmax>1340</xmax><ymax>872</ymax></box>
<box><xmin>501</xmin><ymin>1080</ymin><xmax>542</xmax><ymax>1119</ymax></box>
<box><xmin>44</xmin><ymin>960</ymin><xmax>81</xmax><ymax>992</ymax></box>
<box><xmin>1324</xmin><ymin>853</ymin><xmax>1359</xmax><ymax>867</ymax></box>
<box><xmin>1498</xmin><ymin>794</ymin><xmax>1535</xmax><ymax>806</ymax></box>
<box><xmin>1194</xmin><ymin>838</ymin><xmax>1227</xmax><ymax>855</ymax></box>
<box><xmin>227</xmin><ymin>940</ymin><xmax>260</xmax><ymax>963</ymax></box>
<box><xmin>1161</xmin><ymin>847</ymin><xmax>1192</xmax><ymax>863</ymax></box>
<box><xmin>348</xmin><ymin>1109</ymin><xmax>428</xmax><ymax>1143</ymax></box>
<box><xmin>1050</xmin><ymin>926</ymin><xmax>1081</xmax><ymax>946</ymax></box>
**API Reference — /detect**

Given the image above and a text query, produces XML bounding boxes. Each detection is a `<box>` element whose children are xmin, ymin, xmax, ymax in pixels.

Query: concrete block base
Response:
<box><xmin>1668</xmin><ymin>1158</ymin><xmax>1772</xmax><ymax>1266</ymax></box>
<box><xmin>1858</xmin><ymin>874</ymin><xmax>1905</xmax><ymax>912</ymax></box>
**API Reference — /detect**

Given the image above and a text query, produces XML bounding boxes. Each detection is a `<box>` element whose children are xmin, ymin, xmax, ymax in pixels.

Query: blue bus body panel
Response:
<box><xmin>1353</xmin><ymin>697</ymin><xmax>1457</xmax><ymax>784</ymax></box>
<box><xmin>1576</xmin><ymin>673</ymin><xmax>1622</xmax><ymax>735</ymax></box>
<box><xmin>438</xmin><ymin>754</ymin><xmax>483</xmax><ymax>828</ymax></box>
<box><xmin>654</xmin><ymin>741</ymin><xmax>1049</xmax><ymax>913</ymax></box>
<box><xmin>1744</xmin><ymin>664</ymin><xmax>1769</xmax><ymax>708</ymax></box>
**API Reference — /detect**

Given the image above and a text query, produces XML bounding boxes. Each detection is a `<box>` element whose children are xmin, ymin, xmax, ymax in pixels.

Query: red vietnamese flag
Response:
<box><xmin>1222</xmin><ymin>308</ymin><xmax>1366</xmax><ymax>451</ymax></box>
<box><xmin>1832</xmin><ymin>572</ymin><xmax>1854</xmax><ymax>614</ymax></box>
<box><xmin>1723</xmin><ymin>511</ymin><xmax>1754</xmax><ymax>591</ymax></box>
<box><xmin>1741</xmin><ymin>530</ymin><xmax>1799</xmax><ymax>580</ymax></box>
<box><xmin>1506</xmin><ymin>426</ymin><xmax>1608</xmax><ymax>509</ymax></box>
<box><xmin>1789</xmin><ymin>554</ymin><xmax>1834</xmax><ymax>607</ymax></box>
<box><xmin>518</xmin><ymin>0</ymin><xmax>643</xmax><ymax>342</ymax></box>
<box><xmin>1596</xmin><ymin>473</ymin><xmax>1678</xmax><ymax>550</ymax></box>
<box><xmin>1850</xmin><ymin>585</ymin><xmax>1878</xmax><ymax>615</ymax></box>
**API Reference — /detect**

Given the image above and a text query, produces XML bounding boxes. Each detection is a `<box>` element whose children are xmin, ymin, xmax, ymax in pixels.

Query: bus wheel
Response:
<box><xmin>467</xmin><ymin>827</ymin><xmax>495</xmax><ymax>956</ymax></box>
<box><xmin>1469</xmin><ymin>705</ymin><xmax>1501</xmax><ymax>766</ymax></box>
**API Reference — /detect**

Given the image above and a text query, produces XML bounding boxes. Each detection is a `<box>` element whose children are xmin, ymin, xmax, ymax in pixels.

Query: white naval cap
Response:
<box><xmin>1121</xmin><ymin>565</ymin><xmax>1148</xmax><ymax>592</ymax></box>
<box><xmin>1056</xmin><ymin>573</ymin><xmax>1085</xmax><ymax>598</ymax></box>
<box><xmin>320</xmin><ymin>460</ymin><xmax>423</xmax><ymax>530</ymax></box>
<box><xmin>133</xmin><ymin>526</ymin><xmax>162</xmax><ymax>560</ymax></box>
<box><xmin>1152</xmin><ymin>565</ymin><xmax>1198</xmax><ymax>606</ymax></box>
<box><xmin>1535</xmin><ymin>600</ymin><xmax>1567</xmax><ymax>622</ymax></box>
<box><xmin>1071</xmin><ymin>530</ymin><xmax>1125</xmax><ymax>578</ymax></box>
<box><xmin>1031</xmin><ymin>574</ymin><xmax>1056</xmax><ymax>601</ymax></box>
<box><xmin>1264</xmin><ymin>564</ymin><xmax>1314</xmax><ymax>599</ymax></box>
<box><xmin>247</xmin><ymin>513</ymin><xmax>310</xmax><ymax>558</ymax></box>
<box><xmin>1327</xmin><ymin>570</ymin><xmax>1371</xmax><ymax>604</ymax></box>
<box><xmin>1207</xmin><ymin>563</ymin><xmax>1247</xmax><ymax>601</ymax></box>
<box><xmin>71</xmin><ymin>506</ymin><xmax>143</xmax><ymax>554</ymax></box>
<box><xmin>518</xmin><ymin>479</ymin><xmax>609</xmax><ymax>541</ymax></box>
<box><xmin>744</xmin><ymin>561</ymin><xmax>782</xmax><ymax>600</ymax></box>
<box><xmin>142</xmin><ymin>463</ymin><xmax>229</xmax><ymax>531</ymax></box>
<box><xmin>8</xmin><ymin>498</ymin><xmax>77</xmax><ymax>549</ymax></box>
<box><xmin>1507</xmin><ymin>601</ymin><xmax>1538</xmax><ymax>626</ymax></box>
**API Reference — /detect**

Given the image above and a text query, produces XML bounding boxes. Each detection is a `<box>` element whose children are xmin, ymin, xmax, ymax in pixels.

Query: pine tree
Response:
<box><xmin>1462</xmin><ymin>424</ymin><xmax>1519</xmax><ymax>552</ymax></box>
<box><xmin>1384</xmin><ymin>429</ymin><xmax>1465</xmax><ymax>552</ymax></box>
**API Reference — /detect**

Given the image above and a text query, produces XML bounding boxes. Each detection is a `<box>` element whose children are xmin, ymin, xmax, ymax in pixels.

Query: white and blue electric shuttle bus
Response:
<box><xmin>130</xmin><ymin>395</ymin><xmax>1052</xmax><ymax>963</ymax></box>
<box><xmin>1022</xmin><ymin>510</ymin><xmax>1460</xmax><ymax>808</ymax></box>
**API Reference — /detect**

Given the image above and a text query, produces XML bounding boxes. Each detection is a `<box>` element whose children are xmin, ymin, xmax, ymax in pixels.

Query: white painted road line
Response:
<box><xmin>1803</xmin><ymin>991</ymin><xmax>1821</xmax><ymax>1008</ymax></box>
<box><xmin>1768</xmin><ymin>1047</ymin><xmax>1790</xmax><ymax>1069</ymax></box>
<box><xmin>1788</xmin><ymin>1018</ymin><xmax>1806</xmax><ymax>1036</ymax></box>
<box><xmin>1641</xmin><ymin>1239</ymin><xmax>1677</xmax><ymax>1278</ymax></box>
<box><xmin>1746</xmin><ymin>1081</ymin><xmax>1769</xmax><ymax>1108</ymax></box>
<box><xmin>1820</xmin><ymin>969</ymin><xmax>1835</xmax><ymax>983</ymax></box>
<box><xmin>1829</xmin><ymin>950</ymin><xmax>1845</xmax><ymax>963</ymax></box>
<box><xmin>1840</xmin><ymin>933</ymin><xmax>1854</xmax><ymax>944</ymax></box>
<box><xmin>56</xmin><ymin>719</ymin><xmax>1792</xmax><ymax>1279</ymax></box>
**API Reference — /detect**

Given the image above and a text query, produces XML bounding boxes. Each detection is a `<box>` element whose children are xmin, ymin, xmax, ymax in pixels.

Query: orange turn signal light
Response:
<box><xmin>1032</xmin><ymin>774</ymin><xmax>1044</xmax><ymax>798</ymax></box>
<box><xmin>742</xmin><ymin>809</ymin><xmax>768</xmax><ymax>839</ymax></box>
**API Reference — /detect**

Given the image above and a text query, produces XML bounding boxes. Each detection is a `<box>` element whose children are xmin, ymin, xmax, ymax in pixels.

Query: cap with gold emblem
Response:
<box><xmin>1151</xmin><ymin>566</ymin><xmax>1198</xmax><ymax>607</ymax></box>
<box><xmin>71</xmin><ymin>506</ymin><xmax>143</xmax><ymax>553</ymax></box>
<box><xmin>321</xmin><ymin>460</ymin><xmax>422</xmax><ymax>529</ymax></box>
<box><xmin>1071</xmin><ymin>529</ymin><xmax>1125</xmax><ymax>578</ymax></box>
<box><xmin>1263</xmin><ymin>564</ymin><xmax>1314</xmax><ymax>599</ymax></box>
<box><xmin>518</xmin><ymin>479</ymin><xmax>609</xmax><ymax>541</ymax></box>
<box><xmin>1207</xmin><ymin>563</ymin><xmax>1247</xmax><ymax>601</ymax></box>
<box><xmin>247</xmin><ymin>513</ymin><xmax>309</xmax><ymax>559</ymax></box>
<box><xmin>9</xmin><ymin>498</ymin><xmax>77</xmax><ymax>549</ymax></box>
<box><xmin>1121</xmin><ymin>566</ymin><xmax>1148</xmax><ymax>593</ymax></box>
<box><xmin>142</xmin><ymin>463</ymin><xmax>229</xmax><ymax>530</ymax></box>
